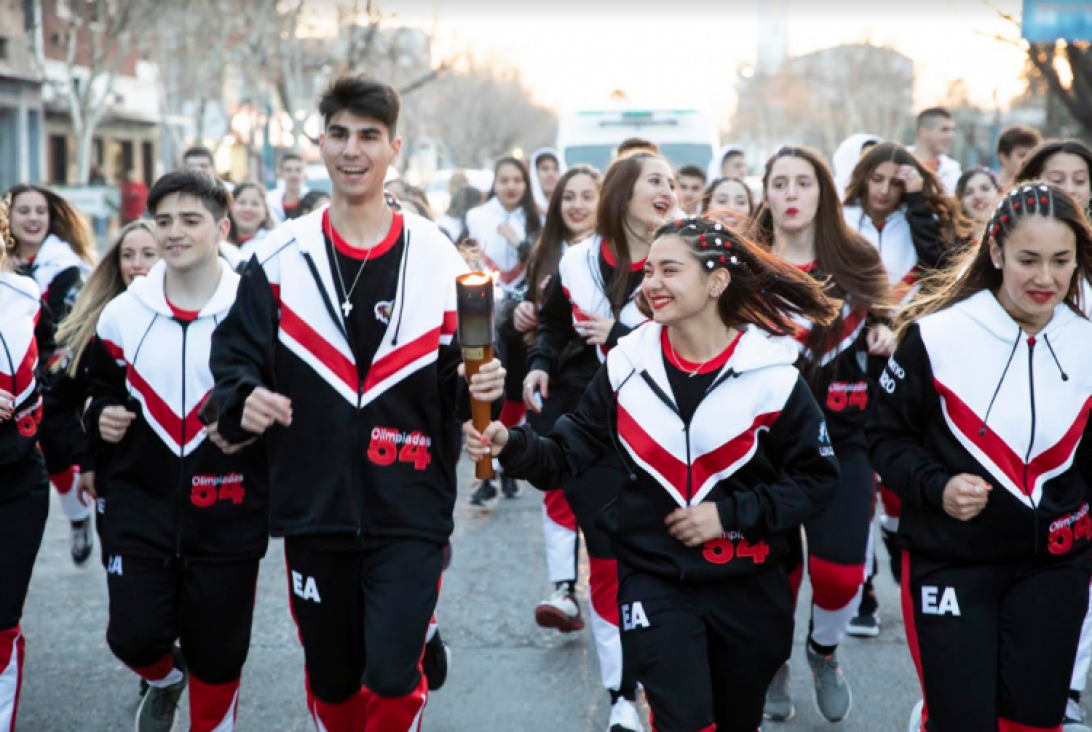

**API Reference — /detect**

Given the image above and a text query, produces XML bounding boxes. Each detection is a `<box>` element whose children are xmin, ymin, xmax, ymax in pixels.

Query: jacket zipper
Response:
<box><xmin>681</xmin><ymin>422</ymin><xmax>693</xmax><ymax>581</ymax></box>
<box><xmin>176</xmin><ymin>321</ymin><xmax>189</xmax><ymax>560</ymax></box>
<box><xmin>1025</xmin><ymin>337</ymin><xmax>1039</xmax><ymax>554</ymax></box>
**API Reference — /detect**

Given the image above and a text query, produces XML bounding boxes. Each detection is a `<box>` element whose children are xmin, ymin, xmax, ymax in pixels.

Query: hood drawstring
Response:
<box><xmin>0</xmin><ymin>330</ymin><xmax>14</xmax><ymax>403</ymax></box>
<box><xmin>980</xmin><ymin>329</ymin><xmax>1022</xmax><ymax>436</ymax></box>
<box><xmin>1042</xmin><ymin>333</ymin><xmax>1070</xmax><ymax>381</ymax></box>
<box><xmin>390</xmin><ymin>231</ymin><xmax>412</xmax><ymax>346</ymax></box>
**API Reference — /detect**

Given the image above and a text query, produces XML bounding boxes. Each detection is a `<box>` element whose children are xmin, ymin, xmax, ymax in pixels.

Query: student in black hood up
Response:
<box><xmin>870</xmin><ymin>181</ymin><xmax>1092</xmax><ymax>732</ymax></box>
<box><xmin>465</xmin><ymin>216</ymin><xmax>840</xmax><ymax>732</ymax></box>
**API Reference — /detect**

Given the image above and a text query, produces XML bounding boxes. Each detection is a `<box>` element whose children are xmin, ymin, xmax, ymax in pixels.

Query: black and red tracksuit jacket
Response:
<box><xmin>500</xmin><ymin>322</ymin><xmax>839</xmax><ymax>583</ymax></box>
<box><xmin>869</xmin><ymin>290</ymin><xmax>1092</xmax><ymax>562</ymax></box>
<box><xmin>84</xmin><ymin>260</ymin><xmax>268</xmax><ymax>561</ymax></box>
<box><xmin>0</xmin><ymin>272</ymin><xmax>54</xmax><ymax>470</ymax></box>
<box><xmin>210</xmin><ymin>209</ymin><xmax>469</xmax><ymax>544</ymax></box>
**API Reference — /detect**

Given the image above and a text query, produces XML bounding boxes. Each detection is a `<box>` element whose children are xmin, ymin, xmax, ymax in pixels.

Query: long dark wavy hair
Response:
<box><xmin>525</xmin><ymin>166</ymin><xmax>601</xmax><ymax>305</ymax></box>
<box><xmin>636</xmin><ymin>216</ymin><xmax>841</xmax><ymax>335</ymax></box>
<box><xmin>844</xmin><ymin>141</ymin><xmax>973</xmax><ymax>244</ymax></box>
<box><xmin>749</xmin><ymin>146</ymin><xmax>892</xmax><ymax>376</ymax></box>
<box><xmin>896</xmin><ymin>181</ymin><xmax>1092</xmax><ymax>338</ymax></box>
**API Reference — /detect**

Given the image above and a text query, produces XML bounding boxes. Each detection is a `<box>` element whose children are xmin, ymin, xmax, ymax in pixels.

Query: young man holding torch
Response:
<box><xmin>208</xmin><ymin>77</ymin><xmax>504</xmax><ymax>732</ymax></box>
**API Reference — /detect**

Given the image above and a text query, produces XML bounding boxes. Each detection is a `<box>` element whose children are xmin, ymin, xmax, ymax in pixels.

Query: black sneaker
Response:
<box><xmin>71</xmin><ymin>518</ymin><xmax>93</xmax><ymax>567</ymax></box>
<box><xmin>135</xmin><ymin>647</ymin><xmax>187</xmax><ymax>732</ymax></box>
<box><xmin>422</xmin><ymin>630</ymin><xmax>450</xmax><ymax>691</ymax></box>
<box><xmin>500</xmin><ymin>474</ymin><xmax>522</xmax><ymax>499</ymax></box>
<box><xmin>470</xmin><ymin>479</ymin><xmax>498</xmax><ymax>508</ymax></box>
<box><xmin>846</xmin><ymin>577</ymin><xmax>880</xmax><ymax>638</ymax></box>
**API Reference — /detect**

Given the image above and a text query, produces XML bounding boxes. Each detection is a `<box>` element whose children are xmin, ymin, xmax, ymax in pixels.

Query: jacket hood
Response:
<box><xmin>529</xmin><ymin>147</ymin><xmax>566</xmax><ymax>211</ymax></box>
<box><xmin>128</xmin><ymin>258</ymin><xmax>240</xmax><ymax>319</ymax></box>
<box><xmin>833</xmin><ymin>133</ymin><xmax>881</xmax><ymax>195</ymax></box>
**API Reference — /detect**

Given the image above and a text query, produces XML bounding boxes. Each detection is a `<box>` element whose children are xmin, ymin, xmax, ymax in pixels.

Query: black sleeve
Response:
<box><xmin>84</xmin><ymin>336</ymin><xmax>128</xmax><ymax>444</ymax></box>
<box><xmin>498</xmin><ymin>364</ymin><xmax>615</xmax><ymax>489</ymax></box>
<box><xmin>527</xmin><ymin>273</ymin><xmax>577</xmax><ymax>375</ymax></box>
<box><xmin>715</xmin><ymin>377</ymin><xmax>840</xmax><ymax>535</ymax></box>
<box><xmin>605</xmin><ymin>322</ymin><xmax>634</xmax><ymax>351</ymax></box>
<box><xmin>45</xmin><ymin>266</ymin><xmax>83</xmax><ymax>323</ymax></box>
<box><xmin>904</xmin><ymin>192</ymin><xmax>947</xmax><ymax>270</ymax></box>
<box><xmin>34</xmin><ymin>302</ymin><xmax>85</xmax><ymax>474</ymax></box>
<box><xmin>868</xmin><ymin>324</ymin><xmax>951</xmax><ymax>509</ymax></box>
<box><xmin>209</xmin><ymin>258</ymin><xmax>280</xmax><ymax>444</ymax></box>
<box><xmin>41</xmin><ymin>353</ymin><xmax>95</xmax><ymax>473</ymax></box>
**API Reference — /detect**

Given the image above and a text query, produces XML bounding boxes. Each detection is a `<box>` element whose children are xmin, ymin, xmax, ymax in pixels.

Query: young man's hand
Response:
<box><xmin>241</xmin><ymin>387</ymin><xmax>293</xmax><ymax>434</ymax></box>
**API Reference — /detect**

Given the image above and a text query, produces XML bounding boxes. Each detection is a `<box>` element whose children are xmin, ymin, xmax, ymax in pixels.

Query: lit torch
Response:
<box><xmin>456</xmin><ymin>272</ymin><xmax>497</xmax><ymax>480</ymax></box>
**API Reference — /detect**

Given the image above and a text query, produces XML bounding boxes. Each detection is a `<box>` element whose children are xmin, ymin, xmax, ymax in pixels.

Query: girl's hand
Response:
<box><xmin>0</xmin><ymin>388</ymin><xmax>13</xmax><ymax>421</ymax></box>
<box><xmin>513</xmin><ymin>301</ymin><xmax>538</xmax><ymax>333</ymax></box>
<box><xmin>459</xmin><ymin>359</ymin><xmax>506</xmax><ymax>403</ymax></box>
<box><xmin>942</xmin><ymin>474</ymin><xmax>992</xmax><ymax>521</ymax></box>
<box><xmin>867</xmin><ymin>324</ymin><xmax>896</xmax><ymax>356</ymax></box>
<box><xmin>896</xmin><ymin>165</ymin><xmax>924</xmax><ymax>194</ymax></box>
<box><xmin>665</xmin><ymin>504</ymin><xmax>725</xmax><ymax>547</ymax></box>
<box><xmin>78</xmin><ymin>470</ymin><xmax>97</xmax><ymax>506</ymax></box>
<box><xmin>463</xmin><ymin>420</ymin><xmax>509</xmax><ymax>461</ymax></box>
<box><xmin>576</xmin><ymin>311</ymin><xmax>615</xmax><ymax>346</ymax></box>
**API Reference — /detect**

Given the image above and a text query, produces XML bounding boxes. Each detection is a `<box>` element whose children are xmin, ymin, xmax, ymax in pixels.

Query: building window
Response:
<box><xmin>49</xmin><ymin>135</ymin><xmax>68</xmax><ymax>185</ymax></box>
<box><xmin>142</xmin><ymin>141</ymin><xmax>154</xmax><ymax>184</ymax></box>
<box><xmin>0</xmin><ymin>37</ymin><xmax>9</xmax><ymax>61</ymax></box>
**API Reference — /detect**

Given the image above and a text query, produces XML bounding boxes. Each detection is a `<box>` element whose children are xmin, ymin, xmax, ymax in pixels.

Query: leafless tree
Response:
<box><xmin>44</xmin><ymin>0</ymin><xmax>157</xmax><ymax>183</ymax></box>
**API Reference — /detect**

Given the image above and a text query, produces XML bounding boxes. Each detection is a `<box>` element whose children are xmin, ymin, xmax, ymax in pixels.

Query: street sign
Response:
<box><xmin>1022</xmin><ymin>0</ymin><xmax>1092</xmax><ymax>42</ymax></box>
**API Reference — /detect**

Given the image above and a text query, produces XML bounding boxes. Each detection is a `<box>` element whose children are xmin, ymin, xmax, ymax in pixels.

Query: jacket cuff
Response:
<box><xmin>715</xmin><ymin>497</ymin><xmax>737</xmax><ymax>532</ymax></box>
<box><xmin>498</xmin><ymin>425</ymin><xmax>529</xmax><ymax>470</ymax></box>
<box><xmin>923</xmin><ymin>473</ymin><xmax>950</xmax><ymax>510</ymax></box>
<box><xmin>528</xmin><ymin>356</ymin><xmax>553</xmax><ymax>376</ymax></box>
<box><xmin>605</xmin><ymin>322</ymin><xmax>631</xmax><ymax>351</ymax></box>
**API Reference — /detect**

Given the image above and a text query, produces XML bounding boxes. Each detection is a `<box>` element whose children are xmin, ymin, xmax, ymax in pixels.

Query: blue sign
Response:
<box><xmin>1023</xmin><ymin>0</ymin><xmax>1092</xmax><ymax>42</ymax></box>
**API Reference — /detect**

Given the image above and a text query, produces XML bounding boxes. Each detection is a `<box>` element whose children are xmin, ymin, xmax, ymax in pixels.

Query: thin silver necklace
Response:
<box><xmin>665</xmin><ymin>335</ymin><xmax>716</xmax><ymax>378</ymax></box>
<box><xmin>328</xmin><ymin>205</ymin><xmax>389</xmax><ymax>318</ymax></box>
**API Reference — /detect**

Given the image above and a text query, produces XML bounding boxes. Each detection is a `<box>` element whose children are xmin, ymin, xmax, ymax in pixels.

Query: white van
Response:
<box><xmin>557</xmin><ymin>106</ymin><xmax>720</xmax><ymax>172</ymax></box>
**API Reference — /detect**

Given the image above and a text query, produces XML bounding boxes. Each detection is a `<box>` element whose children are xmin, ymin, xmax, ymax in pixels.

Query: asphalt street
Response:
<box><xmin>19</xmin><ymin>462</ymin><xmax>1088</xmax><ymax>731</ymax></box>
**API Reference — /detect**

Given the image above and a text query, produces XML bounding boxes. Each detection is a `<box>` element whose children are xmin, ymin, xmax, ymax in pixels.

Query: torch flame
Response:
<box><xmin>462</xmin><ymin>272</ymin><xmax>492</xmax><ymax>286</ymax></box>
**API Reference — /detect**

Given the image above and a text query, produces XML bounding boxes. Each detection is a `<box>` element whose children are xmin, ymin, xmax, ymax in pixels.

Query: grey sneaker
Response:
<box><xmin>763</xmin><ymin>662</ymin><xmax>794</xmax><ymax>721</ymax></box>
<box><xmin>1064</xmin><ymin>697</ymin><xmax>1092</xmax><ymax>732</ymax></box>
<box><xmin>135</xmin><ymin>648</ymin><xmax>187</xmax><ymax>732</ymax></box>
<box><xmin>807</xmin><ymin>645</ymin><xmax>852</xmax><ymax>722</ymax></box>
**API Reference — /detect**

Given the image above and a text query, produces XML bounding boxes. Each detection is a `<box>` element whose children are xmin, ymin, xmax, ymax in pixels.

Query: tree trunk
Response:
<box><xmin>74</xmin><ymin>120</ymin><xmax>96</xmax><ymax>184</ymax></box>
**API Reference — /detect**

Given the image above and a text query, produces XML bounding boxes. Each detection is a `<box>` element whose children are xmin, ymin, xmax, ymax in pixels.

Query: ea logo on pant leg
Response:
<box><xmin>921</xmin><ymin>586</ymin><xmax>961</xmax><ymax>616</ymax></box>
<box><xmin>107</xmin><ymin>555</ymin><xmax>123</xmax><ymax>576</ymax></box>
<box><xmin>291</xmin><ymin>571</ymin><xmax>322</xmax><ymax>603</ymax></box>
<box><xmin>621</xmin><ymin>602</ymin><xmax>650</xmax><ymax>631</ymax></box>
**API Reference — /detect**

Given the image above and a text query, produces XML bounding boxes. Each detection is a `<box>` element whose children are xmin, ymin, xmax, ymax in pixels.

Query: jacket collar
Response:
<box><xmin>128</xmin><ymin>258</ymin><xmax>239</xmax><ymax>319</ymax></box>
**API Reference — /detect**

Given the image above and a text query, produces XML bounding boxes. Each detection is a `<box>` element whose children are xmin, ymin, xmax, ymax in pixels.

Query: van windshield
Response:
<box><xmin>564</xmin><ymin>143</ymin><xmax>714</xmax><ymax>171</ymax></box>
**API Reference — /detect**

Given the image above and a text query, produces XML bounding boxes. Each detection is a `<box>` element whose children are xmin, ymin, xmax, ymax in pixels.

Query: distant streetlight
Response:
<box><xmin>512</xmin><ymin>147</ymin><xmax>524</xmax><ymax>160</ymax></box>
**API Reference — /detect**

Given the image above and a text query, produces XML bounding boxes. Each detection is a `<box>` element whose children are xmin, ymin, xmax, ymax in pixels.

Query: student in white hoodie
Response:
<box><xmin>529</xmin><ymin>147</ymin><xmax>566</xmax><ymax>214</ymax></box>
<box><xmin>909</xmin><ymin>107</ymin><xmax>962</xmax><ymax>196</ymax></box>
<box><xmin>3</xmin><ymin>184</ymin><xmax>97</xmax><ymax>566</ymax></box>
<box><xmin>464</xmin><ymin>156</ymin><xmax>544</xmax><ymax>505</ymax></box>
<box><xmin>831</xmin><ymin>133</ymin><xmax>880</xmax><ymax>197</ymax></box>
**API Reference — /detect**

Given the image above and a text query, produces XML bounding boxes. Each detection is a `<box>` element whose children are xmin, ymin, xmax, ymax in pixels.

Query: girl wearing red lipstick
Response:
<box><xmin>518</xmin><ymin>166</ymin><xmax>604</xmax><ymax>635</ymax></box>
<box><xmin>520</xmin><ymin>152</ymin><xmax>675</xmax><ymax>732</ymax></box>
<box><xmin>872</xmin><ymin>182</ymin><xmax>1092</xmax><ymax>732</ymax></box>
<box><xmin>467</xmin><ymin>216</ymin><xmax>841</xmax><ymax>732</ymax></box>
<box><xmin>750</xmin><ymin>146</ymin><xmax>892</xmax><ymax>723</ymax></box>
<box><xmin>3</xmin><ymin>184</ymin><xmax>98</xmax><ymax>565</ymax></box>
<box><xmin>703</xmin><ymin>177</ymin><xmax>755</xmax><ymax>230</ymax></box>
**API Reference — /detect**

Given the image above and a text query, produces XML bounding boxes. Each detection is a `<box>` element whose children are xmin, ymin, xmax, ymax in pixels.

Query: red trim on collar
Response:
<box><xmin>601</xmin><ymin>239</ymin><xmax>646</xmax><ymax>272</ymax></box>
<box><xmin>661</xmin><ymin>328</ymin><xmax>742</xmax><ymax>375</ymax></box>
<box><xmin>793</xmin><ymin>261</ymin><xmax>818</xmax><ymax>273</ymax></box>
<box><xmin>323</xmin><ymin>209</ymin><xmax>404</xmax><ymax>261</ymax></box>
<box><xmin>167</xmin><ymin>300</ymin><xmax>200</xmax><ymax>322</ymax></box>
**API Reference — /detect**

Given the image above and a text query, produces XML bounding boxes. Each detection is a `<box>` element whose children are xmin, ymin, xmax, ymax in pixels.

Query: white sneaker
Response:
<box><xmin>907</xmin><ymin>699</ymin><xmax>924</xmax><ymax>732</ymax></box>
<box><xmin>534</xmin><ymin>586</ymin><xmax>585</xmax><ymax>632</ymax></box>
<box><xmin>607</xmin><ymin>697</ymin><xmax>643</xmax><ymax>732</ymax></box>
<box><xmin>1065</xmin><ymin>697</ymin><xmax>1092</xmax><ymax>732</ymax></box>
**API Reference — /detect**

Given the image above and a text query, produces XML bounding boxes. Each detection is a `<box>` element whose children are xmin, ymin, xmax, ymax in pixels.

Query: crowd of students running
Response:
<box><xmin>3</xmin><ymin>79</ymin><xmax>1092</xmax><ymax>732</ymax></box>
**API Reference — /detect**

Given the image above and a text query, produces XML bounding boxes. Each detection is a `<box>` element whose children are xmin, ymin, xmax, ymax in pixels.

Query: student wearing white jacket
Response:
<box><xmin>909</xmin><ymin>107</ymin><xmax>962</xmax><ymax>196</ymax></box>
